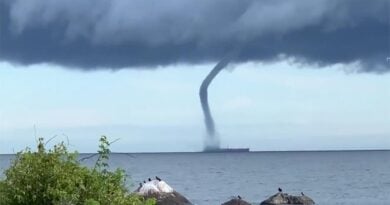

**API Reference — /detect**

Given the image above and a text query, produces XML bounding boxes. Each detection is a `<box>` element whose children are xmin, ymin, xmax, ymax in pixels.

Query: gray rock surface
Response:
<box><xmin>142</xmin><ymin>191</ymin><xmax>193</xmax><ymax>205</ymax></box>
<box><xmin>222</xmin><ymin>198</ymin><xmax>251</xmax><ymax>205</ymax></box>
<box><xmin>260</xmin><ymin>193</ymin><xmax>315</xmax><ymax>205</ymax></box>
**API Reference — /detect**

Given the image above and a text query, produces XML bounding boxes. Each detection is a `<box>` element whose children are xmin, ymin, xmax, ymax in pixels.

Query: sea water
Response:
<box><xmin>1</xmin><ymin>151</ymin><xmax>389</xmax><ymax>205</ymax></box>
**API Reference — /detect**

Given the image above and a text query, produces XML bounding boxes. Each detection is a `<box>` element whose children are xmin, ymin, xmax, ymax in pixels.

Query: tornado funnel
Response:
<box><xmin>199</xmin><ymin>51</ymin><xmax>239</xmax><ymax>151</ymax></box>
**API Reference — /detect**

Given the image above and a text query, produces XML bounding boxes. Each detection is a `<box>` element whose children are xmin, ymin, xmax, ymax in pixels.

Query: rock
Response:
<box><xmin>222</xmin><ymin>197</ymin><xmax>251</xmax><ymax>205</ymax></box>
<box><xmin>143</xmin><ymin>191</ymin><xmax>193</xmax><ymax>205</ymax></box>
<box><xmin>260</xmin><ymin>193</ymin><xmax>315</xmax><ymax>205</ymax></box>
<box><xmin>138</xmin><ymin>180</ymin><xmax>174</xmax><ymax>195</ymax></box>
<box><xmin>135</xmin><ymin>179</ymin><xmax>192</xmax><ymax>205</ymax></box>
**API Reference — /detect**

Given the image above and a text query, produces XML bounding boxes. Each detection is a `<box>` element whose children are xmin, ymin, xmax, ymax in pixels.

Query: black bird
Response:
<box><xmin>278</xmin><ymin>187</ymin><xmax>282</xmax><ymax>193</ymax></box>
<box><xmin>301</xmin><ymin>192</ymin><xmax>305</xmax><ymax>196</ymax></box>
<box><xmin>148</xmin><ymin>178</ymin><xmax>152</xmax><ymax>182</ymax></box>
<box><xmin>136</xmin><ymin>183</ymin><xmax>143</xmax><ymax>192</ymax></box>
<box><xmin>143</xmin><ymin>180</ymin><xmax>146</xmax><ymax>183</ymax></box>
<box><xmin>156</xmin><ymin>176</ymin><xmax>161</xmax><ymax>181</ymax></box>
<box><xmin>237</xmin><ymin>195</ymin><xmax>242</xmax><ymax>200</ymax></box>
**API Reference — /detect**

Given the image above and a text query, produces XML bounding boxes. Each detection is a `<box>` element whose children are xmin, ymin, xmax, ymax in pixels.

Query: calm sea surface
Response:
<box><xmin>1</xmin><ymin>151</ymin><xmax>389</xmax><ymax>205</ymax></box>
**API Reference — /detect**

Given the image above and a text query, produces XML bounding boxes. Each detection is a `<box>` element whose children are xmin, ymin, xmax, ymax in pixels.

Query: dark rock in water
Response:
<box><xmin>135</xmin><ymin>179</ymin><xmax>192</xmax><ymax>205</ymax></box>
<box><xmin>222</xmin><ymin>198</ymin><xmax>251</xmax><ymax>205</ymax></box>
<box><xmin>260</xmin><ymin>193</ymin><xmax>315</xmax><ymax>205</ymax></box>
<box><xmin>143</xmin><ymin>191</ymin><xmax>193</xmax><ymax>205</ymax></box>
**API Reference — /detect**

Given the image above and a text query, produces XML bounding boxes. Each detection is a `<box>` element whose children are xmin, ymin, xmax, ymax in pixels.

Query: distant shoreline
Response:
<box><xmin>110</xmin><ymin>149</ymin><xmax>390</xmax><ymax>154</ymax></box>
<box><xmin>2</xmin><ymin>149</ymin><xmax>390</xmax><ymax>156</ymax></box>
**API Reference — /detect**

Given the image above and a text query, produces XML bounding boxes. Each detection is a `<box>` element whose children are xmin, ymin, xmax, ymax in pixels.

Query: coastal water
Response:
<box><xmin>1</xmin><ymin>151</ymin><xmax>389</xmax><ymax>205</ymax></box>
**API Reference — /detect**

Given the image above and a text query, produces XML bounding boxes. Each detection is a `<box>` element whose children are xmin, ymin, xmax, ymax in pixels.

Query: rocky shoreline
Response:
<box><xmin>135</xmin><ymin>177</ymin><xmax>315</xmax><ymax>205</ymax></box>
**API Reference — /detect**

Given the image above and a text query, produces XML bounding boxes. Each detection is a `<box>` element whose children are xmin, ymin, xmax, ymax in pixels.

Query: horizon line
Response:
<box><xmin>1</xmin><ymin>148</ymin><xmax>390</xmax><ymax>155</ymax></box>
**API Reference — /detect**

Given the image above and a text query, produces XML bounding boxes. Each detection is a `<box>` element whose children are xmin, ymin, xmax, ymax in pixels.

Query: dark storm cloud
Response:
<box><xmin>0</xmin><ymin>0</ymin><xmax>389</xmax><ymax>71</ymax></box>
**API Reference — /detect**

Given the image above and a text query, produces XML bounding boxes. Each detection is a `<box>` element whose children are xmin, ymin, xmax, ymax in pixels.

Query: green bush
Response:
<box><xmin>0</xmin><ymin>136</ymin><xmax>155</xmax><ymax>205</ymax></box>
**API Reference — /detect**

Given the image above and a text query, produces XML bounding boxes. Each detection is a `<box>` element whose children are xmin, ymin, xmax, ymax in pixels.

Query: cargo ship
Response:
<box><xmin>203</xmin><ymin>147</ymin><xmax>250</xmax><ymax>153</ymax></box>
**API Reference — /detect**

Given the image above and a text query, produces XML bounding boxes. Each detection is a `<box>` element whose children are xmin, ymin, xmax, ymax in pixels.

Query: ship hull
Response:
<box><xmin>202</xmin><ymin>148</ymin><xmax>250</xmax><ymax>153</ymax></box>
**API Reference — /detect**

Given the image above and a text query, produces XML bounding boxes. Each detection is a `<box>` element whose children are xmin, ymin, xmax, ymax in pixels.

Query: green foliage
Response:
<box><xmin>0</xmin><ymin>136</ymin><xmax>155</xmax><ymax>205</ymax></box>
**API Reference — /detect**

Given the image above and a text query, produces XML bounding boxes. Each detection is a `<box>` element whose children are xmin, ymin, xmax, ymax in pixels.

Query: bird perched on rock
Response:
<box><xmin>156</xmin><ymin>176</ymin><xmax>161</xmax><ymax>181</ymax></box>
<box><xmin>135</xmin><ymin>183</ymin><xmax>143</xmax><ymax>192</ymax></box>
<box><xmin>301</xmin><ymin>192</ymin><xmax>305</xmax><ymax>196</ymax></box>
<box><xmin>139</xmin><ymin>181</ymin><xmax>159</xmax><ymax>194</ymax></box>
<box><xmin>222</xmin><ymin>196</ymin><xmax>251</xmax><ymax>205</ymax></box>
<box><xmin>278</xmin><ymin>187</ymin><xmax>282</xmax><ymax>193</ymax></box>
<box><xmin>137</xmin><ymin>178</ymin><xmax>174</xmax><ymax>195</ymax></box>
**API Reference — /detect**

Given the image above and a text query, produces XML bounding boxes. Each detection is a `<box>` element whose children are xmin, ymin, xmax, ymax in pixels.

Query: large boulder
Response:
<box><xmin>143</xmin><ymin>191</ymin><xmax>192</xmax><ymax>205</ymax></box>
<box><xmin>135</xmin><ymin>179</ymin><xmax>192</xmax><ymax>205</ymax></box>
<box><xmin>222</xmin><ymin>197</ymin><xmax>251</xmax><ymax>205</ymax></box>
<box><xmin>260</xmin><ymin>193</ymin><xmax>315</xmax><ymax>205</ymax></box>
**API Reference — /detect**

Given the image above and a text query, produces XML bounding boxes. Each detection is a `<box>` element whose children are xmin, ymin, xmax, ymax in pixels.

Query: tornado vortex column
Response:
<box><xmin>199</xmin><ymin>52</ymin><xmax>237</xmax><ymax>151</ymax></box>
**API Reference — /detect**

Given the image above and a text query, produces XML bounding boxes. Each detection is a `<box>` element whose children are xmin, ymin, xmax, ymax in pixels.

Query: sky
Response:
<box><xmin>0</xmin><ymin>0</ymin><xmax>389</xmax><ymax>153</ymax></box>
<box><xmin>1</xmin><ymin>60</ymin><xmax>389</xmax><ymax>153</ymax></box>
